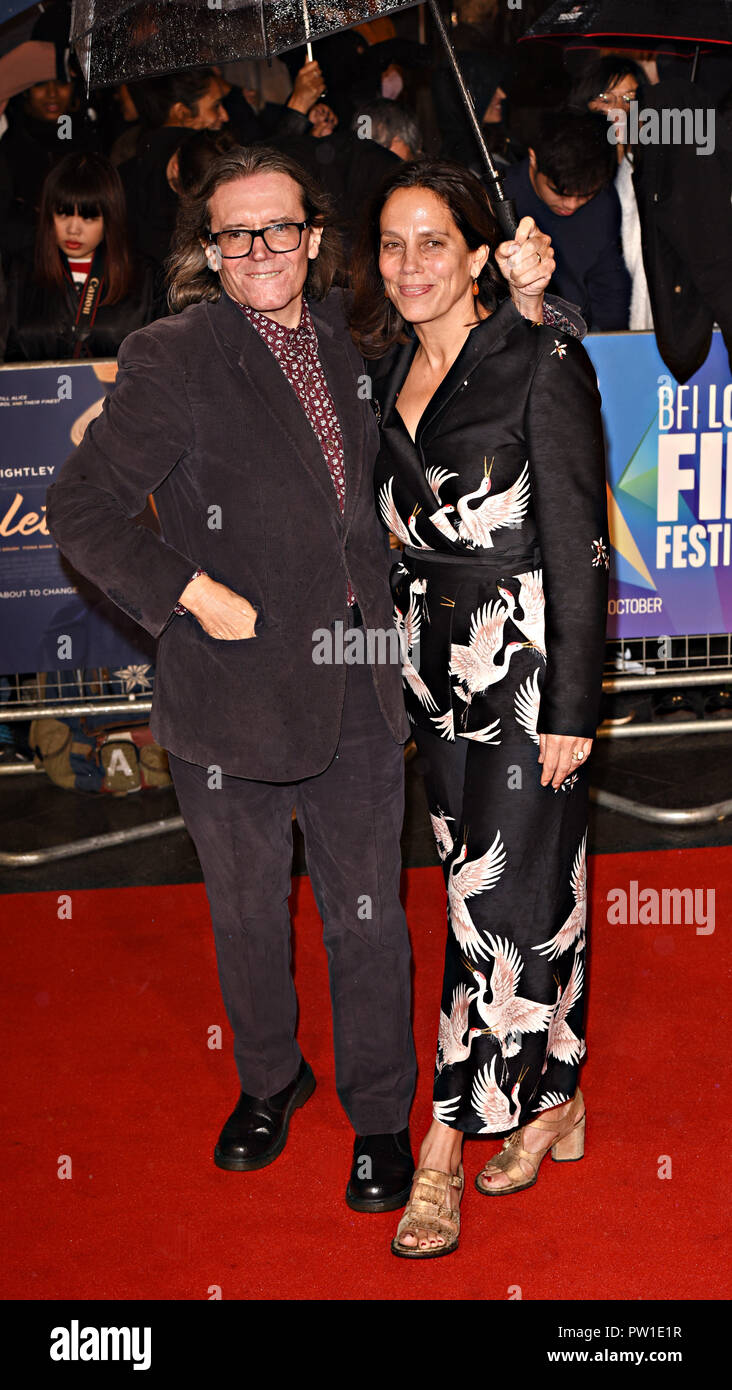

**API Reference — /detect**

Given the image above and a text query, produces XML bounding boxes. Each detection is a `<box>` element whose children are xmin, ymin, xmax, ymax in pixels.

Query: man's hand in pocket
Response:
<box><xmin>178</xmin><ymin>574</ymin><xmax>258</xmax><ymax>639</ymax></box>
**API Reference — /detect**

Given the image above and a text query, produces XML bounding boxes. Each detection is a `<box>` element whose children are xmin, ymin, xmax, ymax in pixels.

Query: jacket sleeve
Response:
<box><xmin>524</xmin><ymin>333</ymin><xmax>609</xmax><ymax>738</ymax></box>
<box><xmin>45</xmin><ymin>325</ymin><xmax>198</xmax><ymax>638</ymax></box>
<box><xmin>585</xmin><ymin>186</ymin><xmax>631</xmax><ymax>331</ymax></box>
<box><xmin>542</xmin><ymin>293</ymin><xmax>587</xmax><ymax>340</ymax></box>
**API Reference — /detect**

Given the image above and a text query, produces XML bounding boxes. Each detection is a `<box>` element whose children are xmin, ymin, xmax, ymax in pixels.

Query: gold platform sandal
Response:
<box><xmin>391</xmin><ymin>1165</ymin><xmax>464</xmax><ymax>1259</ymax></box>
<box><xmin>475</xmin><ymin>1090</ymin><xmax>585</xmax><ymax>1196</ymax></box>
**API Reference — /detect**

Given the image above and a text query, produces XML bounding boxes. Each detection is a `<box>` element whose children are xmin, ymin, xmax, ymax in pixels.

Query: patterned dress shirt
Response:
<box><xmin>238</xmin><ymin>298</ymin><xmax>355</xmax><ymax>606</ymax></box>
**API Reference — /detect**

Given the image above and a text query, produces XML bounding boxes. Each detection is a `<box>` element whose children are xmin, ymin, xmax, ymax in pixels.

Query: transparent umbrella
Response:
<box><xmin>70</xmin><ymin>0</ymin><xmax>519</xmax><ymax>234</ymax></box>
<box><xmin>71</xmin><ymin>1</ymin><xmax>420</xmax><ymax>86</ymax></box>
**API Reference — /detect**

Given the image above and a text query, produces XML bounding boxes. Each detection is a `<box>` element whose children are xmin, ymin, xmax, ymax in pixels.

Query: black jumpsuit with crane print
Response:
<box><xmin>373</xmin><ymin>300</ymin><xmax>609</xmax><ymax>1135</ymax></box>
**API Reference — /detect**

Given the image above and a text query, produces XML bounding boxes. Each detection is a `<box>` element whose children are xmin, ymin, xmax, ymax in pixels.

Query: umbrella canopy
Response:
<box><xmin>0</xmin><ymin>36</ymin><xmax>55</xmax><ymax>101</ymax></box>
<box><xmin>522</xmin><ymin>0</ymin><xmax>732</xmax><ymax>47</ymax></box>
<box><xmin>70</xmin><ymin>0</ymin><xmax>419</xmax><ymax>89</ymax></box>
<box><xmin>69</xmin><ymin>0</ymin><xmax>519</xmax><ymax>235</ymax></box>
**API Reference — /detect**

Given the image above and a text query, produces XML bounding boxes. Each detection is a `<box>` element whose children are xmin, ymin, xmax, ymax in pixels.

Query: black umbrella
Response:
<box><xmin>69</xmin><ymin>0</ymin><xmax>519</xmax><ymax>234</ymax></box>
<box><xmin>522</xmin><ymin>0</ymin><xmax>732</xmax><ymax>48</ymax></box>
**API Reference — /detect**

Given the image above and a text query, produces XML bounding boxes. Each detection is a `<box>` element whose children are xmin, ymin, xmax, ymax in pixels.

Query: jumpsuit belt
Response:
<box><xmin>402</xmin><ymin>543</ymin><xmax>543</xmax><ymax>582</ymax></box>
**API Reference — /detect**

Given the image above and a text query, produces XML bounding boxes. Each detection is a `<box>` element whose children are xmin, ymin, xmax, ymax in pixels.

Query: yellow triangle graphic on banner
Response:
<box><xmin>607</xmin><ymin>482</ymin><xmax>655</xmax><ymax>589</ymax></box>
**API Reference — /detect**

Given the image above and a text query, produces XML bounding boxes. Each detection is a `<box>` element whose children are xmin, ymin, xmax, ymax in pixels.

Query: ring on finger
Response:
<box><xmin>572</xmin><ymin>748</ymin><xmax>585</xmax><ymax>761</ymax></box>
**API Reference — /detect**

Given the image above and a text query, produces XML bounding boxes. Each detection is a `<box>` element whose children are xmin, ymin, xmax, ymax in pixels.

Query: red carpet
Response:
<box><xmin>1</xmin><ymin>849</ymin><xmax>728</xmax><ymax>1301</ymax></box>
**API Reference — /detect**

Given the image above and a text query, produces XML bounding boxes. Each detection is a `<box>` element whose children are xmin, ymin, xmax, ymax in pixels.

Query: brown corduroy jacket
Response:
<box><xmin>46</xmin><ymin>286</ymin><xmax>410</xmax><ymax>780</ymax></box>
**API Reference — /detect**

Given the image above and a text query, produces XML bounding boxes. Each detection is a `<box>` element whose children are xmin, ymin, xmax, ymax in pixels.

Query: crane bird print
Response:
<box><xmin>470</xmin><ymin>1055</ymin><xmax>525</xmax><ymax>1133</ymax></box>
<box><xmin>393</xmin><ymin>589</ymin><xmax>437</xmax><ymax>712</ymax></box>
<box><xmin>450</xmin><ymin>599</ymin><xmax>527</xmax><ymax>706</ymax></box>
<box><xmin>447</xmin><ymin>831</ymin><xmax>507</xmax><ymax>961</ymax></box>
<box><xmin>542</xmin><ymin>951</ymin><xmax>585</xmax><ymax>1074</ymax></box>
<box><xmin>463</xmin><ymin>935</ymin><xmax>554</xmax><ymax>1059</ymax></box>
<box><xmin>430</xmin><ymin>807</ymin><xmax>455</xmax><ymax>862</ymax></box>
<box><xmin>533</xmin><ymin>832</ymin><xmax>588</xmax><ymax>959</ymax></box>
<box><xmin>454</xmin><ymin>458</ymin><xmax>531</xmax><ymax>549</ymax></box>
<box><xmin>497</xmin><ymin>570</ymin><xmax>546</xmax><ymax>658</ymax></box>
<box><xmin>436</xmin><ymin>984</ymin><xmax>488</xmax><ymax>1073</ymax></box>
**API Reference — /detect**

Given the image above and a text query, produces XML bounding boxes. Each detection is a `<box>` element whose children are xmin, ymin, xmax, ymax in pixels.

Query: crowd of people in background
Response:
<box><xmin>1</xmin><ymin>0</ymin><xmax>730</xmax><ymax>371</ymax></box>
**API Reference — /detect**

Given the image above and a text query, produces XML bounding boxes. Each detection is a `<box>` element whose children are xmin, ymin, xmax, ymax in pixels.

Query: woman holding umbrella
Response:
<box><xmin>350</xmin><ymin>159</ymin><xmax>609</xmax><ymax>1258</ymax></box>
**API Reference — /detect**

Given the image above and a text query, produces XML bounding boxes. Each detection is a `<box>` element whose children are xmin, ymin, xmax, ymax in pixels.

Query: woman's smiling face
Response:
<box><xmin>378</xmin><ymin>186</ymin><xmax>488</xmax><ymax>327</ymax></box>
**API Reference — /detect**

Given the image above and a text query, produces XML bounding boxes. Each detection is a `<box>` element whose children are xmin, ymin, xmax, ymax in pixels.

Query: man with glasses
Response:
<box><xmin>47</xmin><ymin>145</ymin><xmax>559</xmax><ymax>1216</ymax></box>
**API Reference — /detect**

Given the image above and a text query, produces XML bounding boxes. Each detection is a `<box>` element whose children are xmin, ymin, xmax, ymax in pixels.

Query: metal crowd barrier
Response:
<box><xmin>1</xmin><ymin>635</ymin><xmax>731</xmax><ymax>866</ymax></box>
<box><xmin>0</xmin><ymin>669</ymin><xmax>183</xmax><ymax>867</ymax></box>
<box><xmin>594</xmin><ymin>632</ymin><xmax>732</xmax><ymax>825</ymax></box>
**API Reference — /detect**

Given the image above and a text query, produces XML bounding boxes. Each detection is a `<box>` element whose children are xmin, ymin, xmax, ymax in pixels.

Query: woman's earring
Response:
<box><xmin>206</xmin><ymin>244</ymin><xmax>223</xmax><ymax>272</ymax></box>
<box><xmin>472</xmin><ymin>278</ymin><xmax>480</xmax><ymax>296</ymax></box>
<box><xmin>384</xmin><ymin>288</ymin><xmax>390</xmax><ymax>299</ymax></box>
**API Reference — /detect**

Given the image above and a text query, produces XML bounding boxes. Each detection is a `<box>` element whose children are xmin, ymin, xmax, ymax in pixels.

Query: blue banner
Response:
<box><xmin>585</xmin><ymin>329</ymin><xmax>732</xmax><ymax>641</ymax></box>
<box><xmin>1</xmin><ymin>337</ymin><xmax>730</xmax><ymax>670</ymax></box>
<box><xmin>0</xmin><ymin>361</ymin><xmax>155</xmax><ymax>675</ymax></box>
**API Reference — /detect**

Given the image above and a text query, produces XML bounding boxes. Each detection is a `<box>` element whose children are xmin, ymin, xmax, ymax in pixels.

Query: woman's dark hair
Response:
<box><xmin>568</xmin><ymin>56</ymin><xmax>643</xmax><ymax>112</ymax></box>
<box><xmin>349</xmin><ymin>158</ymin><xmax>504</xmax><ymax>360</ymax></box>
<box><xmin>35</xmin><ymin>152</ymin><xmax>133</xmax><ymax>305</ymax></box>
<box><xmin>126</xmin><ymin>68</ymin><xmax>216</xmax><ymax>130</ymax></box>
<box><xmin>165</xmin><ymin>144</ymin><xmax>343</xmax><ymax>313</ymax></box>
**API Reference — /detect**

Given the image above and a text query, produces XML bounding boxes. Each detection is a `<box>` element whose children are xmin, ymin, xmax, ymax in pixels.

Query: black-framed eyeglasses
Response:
<box><xmin>207</xmin><ymin>220</ymin><xmax>310</xmax><ymax>258</ymax></box>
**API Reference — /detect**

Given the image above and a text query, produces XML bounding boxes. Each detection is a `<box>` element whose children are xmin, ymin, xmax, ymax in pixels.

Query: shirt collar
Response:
<box><xmin>237</xmin><ymin>297</ymin><xmax>316</xmax><ymax>350</ymax></box>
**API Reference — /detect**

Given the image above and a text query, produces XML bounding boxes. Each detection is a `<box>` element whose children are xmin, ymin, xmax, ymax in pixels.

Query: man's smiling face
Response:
<box><xmin>207</xmin><ymin>171</ymin><xmax>323</xmax><ymax>328</ymax></box>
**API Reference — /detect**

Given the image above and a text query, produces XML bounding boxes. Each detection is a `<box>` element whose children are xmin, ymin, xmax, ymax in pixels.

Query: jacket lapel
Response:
<box><xmin>379</xmin><ymin>335</ymin><xmax>419</xmax><ymax>433</ymax></box>
<box><xmin>376</xmin><ymin>299</ymin><xmax>527</xmax><ymax>550</ymax></box>
<box><xmin>309</xmin><ymin>295</ymin><xmax>366</xmax><ymax>535</ymax></box>
<box><xmin>416</xmin><ymin>298</ymin><xmax>524</xmax><ymax>447</ymax></box>
<box><xmin>379</xmin><ymin>299</ymin><xmax>524</xmax><ymax>449</ymax></box>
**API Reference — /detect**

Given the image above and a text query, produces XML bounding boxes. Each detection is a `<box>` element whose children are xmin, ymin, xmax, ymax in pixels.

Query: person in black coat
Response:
<box><xmin>350</xmin><ymin>160</ymin><xmax>608</xmax><ymax>1258</ymax></box>
<box><xmin>0</xmin><ymin>76</ymin><xmax>98</xmax><ymax>264</ymax></box>
<box><xmin>432</xmin><ymin>51</ymin><xmax>523</xmax><ymax>172</ymax></box>
<box><xmin>266</xmin><ymin>116</ymin><xmax>401</xmax><ymax>258</ymax></box>
<box><xmin>3</xmin><ymin>151</ymin><xmax>161</xmax><ymax>362</ymax></box>
<box><xmin>45</xmin><ymin>143</ymin><xmax>562</xmax><ymax>1214</ymax></box>
<box><xmin>631</xmin><ymin>57</ymin><xmax>732</xmax><ymax>382</ymax></box>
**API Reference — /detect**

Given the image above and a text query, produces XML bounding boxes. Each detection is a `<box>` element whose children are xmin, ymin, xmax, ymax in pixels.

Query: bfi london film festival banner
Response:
<box><xmin>0</xmin><ymin>360</ymin><xmax>155</xmax><ymax>675</ymax></box>
<box><xmin>584</xmin><ymin>328</ymin><xmax>732</xmax><ymax>641</ymax></box>
<box><xmin>1</xmin><ymin>335</ymin><xmax>730</xmax><ymax>670</ymax></box>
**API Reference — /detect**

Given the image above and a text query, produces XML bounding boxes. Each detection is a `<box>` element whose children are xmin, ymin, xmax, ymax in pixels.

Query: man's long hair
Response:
<box><xmin>165</xmin><ymin>145</ymin><xmax>343</xmax><ymax>313</ymax></box>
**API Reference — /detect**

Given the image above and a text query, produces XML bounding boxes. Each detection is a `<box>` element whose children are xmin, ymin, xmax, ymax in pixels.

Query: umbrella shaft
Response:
<box><xmin>426</xmin><ymin>0</ymin><xmax>500</xmax><ymax>182</ymax></box>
